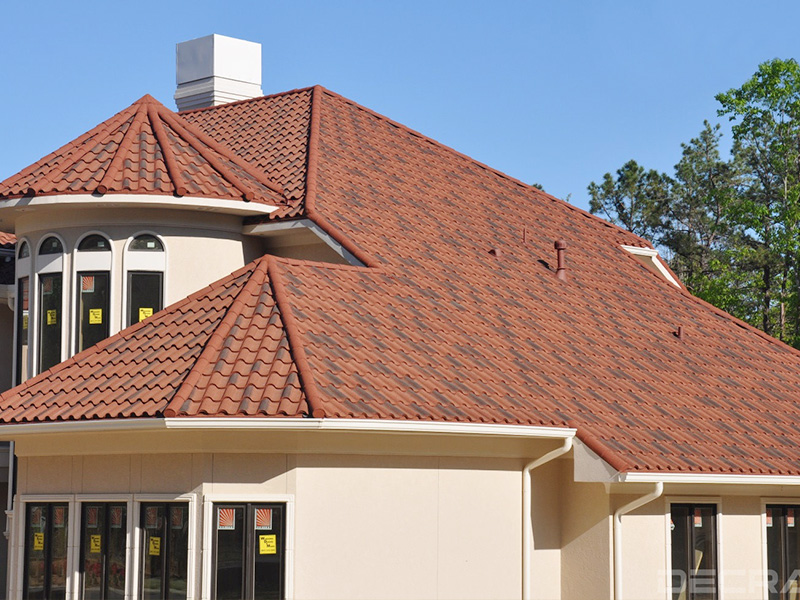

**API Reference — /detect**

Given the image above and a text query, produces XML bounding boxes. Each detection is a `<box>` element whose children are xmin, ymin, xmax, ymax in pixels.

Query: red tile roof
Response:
<box><xmin>0</xmin><ymin>95</ymin><xmax>286</xmax><ymax>206</ymax></box>
<box><xmin>0</xmin><ymin>232</ymin><xmax>14</xmax><ymax>247</ymax></box>
<box><xmin>0</xmin><ymin>256</ymin><xmax>305</xmax><ymax>422</ymax></box>
<box><xmin>4</xmin><ymin>86</ymin><xmax>800</xmax><ymax>477</ymax></box>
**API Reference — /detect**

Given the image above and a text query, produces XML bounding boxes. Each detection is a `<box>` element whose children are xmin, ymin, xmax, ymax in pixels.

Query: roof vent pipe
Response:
<box><xmin>554</xmin><ymin>240</ymin><xmax>567</xmax><ymax>281</ymax></box>
<box><xmin>174</xmin><ymin>34</ymin><xmax>263</xmax><ymax>111</ymax></box>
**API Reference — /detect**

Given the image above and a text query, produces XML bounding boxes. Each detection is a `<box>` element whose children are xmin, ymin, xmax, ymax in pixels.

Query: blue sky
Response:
<box><xmin>2</xmin><ymin>1</ymin><xmax>799</xmax><ymax>211</ymax></box>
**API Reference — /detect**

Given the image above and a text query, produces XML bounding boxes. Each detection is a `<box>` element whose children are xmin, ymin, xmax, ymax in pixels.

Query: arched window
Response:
<box><xmin>125</xmin><ymin>234</ymin><xmax>165</xmax><ymax>327</ymax></box>
<box><xmin>15</xmin><ymin>239</ymin><xmax>32</xmax><ymax>384</ymax></box>
<box><xmin>36</xmin><ymin>235</ymin><xmax>64</xmax><ymax>373</ymax></box>
<box><xmin>75</xmin><ymin>233</ymin><xmax>112</xmax><ymax>352</ymax></box>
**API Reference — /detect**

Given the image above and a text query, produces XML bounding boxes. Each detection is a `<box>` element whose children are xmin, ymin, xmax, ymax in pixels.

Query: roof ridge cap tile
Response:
<box><xmin>266</xmin><ymin>255</ymin><xmax>326</xmax><ymax>418</ymax></box>
<box><xmin>293</xmin><ymin>86</ymin><xmax>379</xmax><ymax>268</ymax></box>
<box><xmin>176</xmin><ymin>86</ymin><xmax>316</xmax><ymax>115</ymax></box>
<box><xmin>163</xmin><ymin>258</ymin><xmax>270</xmax><ymax>417</ymax></box>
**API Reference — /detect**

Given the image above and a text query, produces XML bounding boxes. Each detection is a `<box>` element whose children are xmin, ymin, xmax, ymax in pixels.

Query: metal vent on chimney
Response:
<box><xmin>174</xmin><ymin>34</ymin><xmax>263</xmax><ymax>112</ymax></box>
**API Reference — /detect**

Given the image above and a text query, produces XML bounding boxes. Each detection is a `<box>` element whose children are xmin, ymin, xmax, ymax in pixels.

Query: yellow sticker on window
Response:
<box><xmin>259</xmin><ymin>534</ymin><xmax>276</xmax><ymax>555</ymax></box>
<box><xmin>46</xmin><ymin>310</ymin><xmax>57</xmax><ymax>326</ymax></box>
<box><xmin>90</xmin><ymin>534</ymin><xmax>101</xmax><ymax>554</ymax></box>
<box><xmin>148</xmin><ymin>536</ymin><xmax>161</xmax><ymax>556</ymax></box>
<box><xmin>138</xmin><ymin>307</ymin><xmax>153</xmax><ymax>322</ymax></box>
<box><xmin>33</xmin><ymin>532</ymin><xmax>44</xmax><ymax>551</ymax></box>
<box><xmin>88</xmin><ymin>309</ymin><xmax>103</xmax><ymax>324</ymax></box>
<box><xmin>22</xmin><ymin>314</ymin><xmax>28</xmax><ymax>330</ymax></box>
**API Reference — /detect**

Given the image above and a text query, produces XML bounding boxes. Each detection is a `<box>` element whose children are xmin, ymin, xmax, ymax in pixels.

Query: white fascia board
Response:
<box><xmin>619</xmin><ymin>471</ymin><xmax>800</xmax><ymax>486</ymax></box>
<box><xmin>620</xmin><ymin>244</ymin><xmax>681</xmax><ymax>288</ymax></box>
<box><xmin>0</xmin><ymin>194</ymin><xmax>277</xmax><ymax>217</ymax></box>
<box><xmin>243</xmin><ymin>218</ymin><xmax>364</xmax><ymax>266</ymax></box>
<box><xmin>0</xmin><ymin>417</ymin><xmax>576</xmax><ymax>439</ymax></box>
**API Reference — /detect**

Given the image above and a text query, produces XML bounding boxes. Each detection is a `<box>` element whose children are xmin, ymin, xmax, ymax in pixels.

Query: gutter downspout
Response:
<box><xmin>613</xmin><ymin>481</ymin><xmax>664</xmax><ymax>600</ymax></box>
<box><xmin>522</xmin><ymin>436</ymin><xmax>573</xmax><ymax>600</ymax></box>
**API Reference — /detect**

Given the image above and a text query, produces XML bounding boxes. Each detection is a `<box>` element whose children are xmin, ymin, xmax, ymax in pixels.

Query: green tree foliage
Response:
<box><xmin>587</xmin><ymin>160</ymin><xmax>672</xmax><ymax>243</ymax></box>
<box><xmin>588</xmin><ymin>58</ymin><xmax>800</xmax><ymax>346</ymax></box>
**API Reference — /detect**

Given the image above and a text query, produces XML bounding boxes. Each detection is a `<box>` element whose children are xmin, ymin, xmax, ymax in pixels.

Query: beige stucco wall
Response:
<box><xmin>18</xmin><ymin>449</ymin><xmax>527</xmax><ymax>600</ymax></box>
<box><xmin>560</xmin><ymin>465</ymin><xmax>612</xmax><ymax>600</ymax></box>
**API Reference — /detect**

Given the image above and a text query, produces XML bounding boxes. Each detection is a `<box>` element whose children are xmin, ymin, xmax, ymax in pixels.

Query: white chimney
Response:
<box><xmin>174</xmin><ymin>34</ymin><xmax>263</xmax><ymax>111</ymax></box>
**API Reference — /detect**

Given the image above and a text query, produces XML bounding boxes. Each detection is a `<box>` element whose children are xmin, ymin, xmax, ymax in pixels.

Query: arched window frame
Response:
<box><xmin>34</xmin><ymin>233</ymin><xmax>67</xmax><ymax>375</ymax></box>
<box><xmin>123</xmin><ymin>232</ymin><xmax>167</xmax><ymax>328</ymax></box>
<box><xmin>72</xmin><ymin>231</ymin><xmax>114</xmax><ymax>354</ymax></box>
<box><xmin>13</xmin><ymin>237</ymin><xmax>33</xmax><ymax>385</ymax></box>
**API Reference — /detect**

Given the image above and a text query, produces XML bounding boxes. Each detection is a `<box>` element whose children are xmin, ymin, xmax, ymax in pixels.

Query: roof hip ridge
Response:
<box><xmin>177</xmin><ymin>86</ymin><xmax>316</xmax><ymax>115</ymax></box>
<box><xmin>159</xmin><ymin>105</ymin><xmax>285</xmax><ymax>201</ymax></box>
<box><xmin>95</xmin><ymin>106</ymin><xmax>147</xmax><ymax>195</ymax></box>
<box><xmin>266</xmin><ymin>255</ymin><xmax>327</xmax><ymax>418</ymax></box>
<box><xmin>146</xmin><ymin>103</ymin><xmax>189</xmax><ymax>196</ymax></box>
<box><xmin>163</xmin><ymin>260</ymin><xmax>267</xmax><ymax>417</ymax></box>
<box><xmin>297</xmin><ymin>85</ymin><xmax>379</xmax><ymax>268</ymax></box>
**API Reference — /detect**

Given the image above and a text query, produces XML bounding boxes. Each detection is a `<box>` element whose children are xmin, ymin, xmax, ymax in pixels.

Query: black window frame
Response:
<box><xmin>79</xmin><ymin>502</ymin><xmax>128</xmax><ymax>600</ymax></box>
<box><xmin>127</xmin><ymin>271</ymin><xmax>163</xmax><ymax>327</ymax></box>
<box><xmin>767</xmin><ymin>504</ymin><xmax>800</xmax><ymax>600</ymax></box>
<box><xmin>211</xmin><ymin>503</ymin><xmax>286</xmax><ymax>600</ymax></box>
<box><xmin>670</xmin><ymin>503</ymin><xmax>718</xmax><ymax>600</ymax></box>
<box><xmin>75</xmin><ymin>271</ymin><xmax>111</xmax><ymax>353</ymax></box>
<box><xmin>139</xmin><ymin>502</ymin><xmax>189</xmax><ymax>600</ymax></box>
<box><xmin>22</xmin><ymin>502</ymin><xmax>69</xmax><ymax>600</ymax></box>
<box><xmin>38</xmin><ymin>272</ymin><xmax>63</xmax><ymax>373</ymax></box>
<box><xmin>15</xmin><ymin>276</ymin><xmax>29</xmax><ymax>385</ymax></box>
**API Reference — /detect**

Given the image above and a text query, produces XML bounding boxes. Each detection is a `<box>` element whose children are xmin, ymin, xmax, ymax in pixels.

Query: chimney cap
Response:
<box><xmin>174</xmin><ymin>34</ymin><xmax>263</xmax><ymax>111</ymax></box>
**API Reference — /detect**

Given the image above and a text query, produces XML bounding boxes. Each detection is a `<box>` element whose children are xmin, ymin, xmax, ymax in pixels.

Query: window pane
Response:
<box><xmin>16</xmin><ymin>277</ymin><xmax>29</xmax><ymax>384</ymax></box>
<box><xmin>50</xmin><ymin>505</ymin><xmax>69</xmax><ymax>600</ymax></box>
<box><xmin>82</xmin><ymin>504</ymin><xmax>105</xmax><ymax>600</ymax></box>
<box><xmin>767</xmin><ymin>507</ymin><xmax>783</xmax><ymax>600</ymax></box>
<box><xmin>77</xmin><ymin>272</ymin><xmax>110</xmax><ymax>352</ymax></box>
<box><xmin>24</xmin><ymin>504</ymin><xmax>46</xmax><ymax>600</ymax></box>
<box><xmin>81</xmin><ymin>503</ymin><xmax>127</xmax><ymax>600</ymax></box>
<box><xmin>671</xmin><ymin>505</ymin><xmax>690</xmax><ymax>600</ymax></box>
<box><xmin>692</xmin><ymin>506</ymin><xmax>717</xmax><ymax>600</ymax></box>
<box><xmin>129</xmin><ymin>235</ymin><xmax>163</xmax><ymax>252</ymax></box>
<box><xmin>78</xmin><ymin>235</ymin><xmax>111</xmax><ymax>252</ymax></box>
<box><xmin>253</xmin><ymin>505</ymin><xmax>283</xmax><ymax>600</ymax></box>
<box><xmin>38</xmin><ymin>273</ymin><xmax>62</xmax><ymax>372</ymax></box>
<box><xmin>107</xmin><ymin>505</ymin><xmax>127</xmax><ymax>599</ymax></box>
<box><xmin>39</xmin><ymin>237</ymin><xmax>63</xmax><ymax>255</ymax></box>
<box><xmin>128</xmin><ymin>272</ymin><xmax>163</xmax><ymax>326</ymax></box>
<box><xmin>19</xmin><ymin>241</ymin><xmax>30</xmax><ymax>258</ymax></box>
<box><xmin>167</xmin><ymin>505</ymin><xmax>189</xmax><ymax>600</ymax></box>
<box><xmin>141</xmin><ymin>505</ymin><xmax>164</xmax><ymax>600</ymax></box>
<box><xmin>786</xmin><ymin>507</ymin><xmax>800</xmax><ymax>599</ymax></box>
<box><xmin>215</xmin><ymin>506</ymin><xmax>245</xmax><ymax>600</ymax></box>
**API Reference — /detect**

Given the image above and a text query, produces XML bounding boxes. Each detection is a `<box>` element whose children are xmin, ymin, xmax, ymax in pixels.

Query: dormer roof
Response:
<box><xmin>0</xmin><ymin>95</ymin><xmax>286</xmax><ymax>206</ymax></box>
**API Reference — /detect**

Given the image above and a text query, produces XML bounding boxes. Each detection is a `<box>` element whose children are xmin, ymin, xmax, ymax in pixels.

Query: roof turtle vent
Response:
<box><xmin>175</xmin><ymin>34</ymin><xmax>263</xmax><ymax>111</ymax></box>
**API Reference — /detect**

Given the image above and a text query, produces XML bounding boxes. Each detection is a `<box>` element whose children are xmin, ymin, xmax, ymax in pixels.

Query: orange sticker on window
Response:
<box><xmin>90</xmin><ymin>534</ymin><xmax>101</xmax><ymax>554</ymax></box>
<box><xmin>46</xmin><ymin>310</ymin><xmax>57</xmax><ymax>326</ymax></box>
<box><xmin>138</xmin><ymin>307</ymin><xmax>153</xmax><ymax>322</ymax></box>
<box><xmin>89</xmin><ymin>309</ymin><xmax>102</xmax><ymax>324</ymax></box>
<box><xmin>33</xmin><ymin>532</ymin><xmax>44</xmax><ymax>551</ymax></box>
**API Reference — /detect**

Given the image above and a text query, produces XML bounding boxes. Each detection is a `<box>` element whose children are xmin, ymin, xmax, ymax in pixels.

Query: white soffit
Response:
<box><xmin>621</xmin><ymin>244</ymin><xmax>681</xmax><ymax>288</ymax></box>
<box><xmin>0</xmin><ymin>194</ymin><xmax>277</xmax><ymax>226</ymax></box>
<box><xmin>619</xmin><ymin>471</ymin><xmax>800</xmax><ymax>486</ymax></box>
<box><xmin>243</xmin><ymin>218</ymin><xmax>364</xmax><ymax>266</ymax></box>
